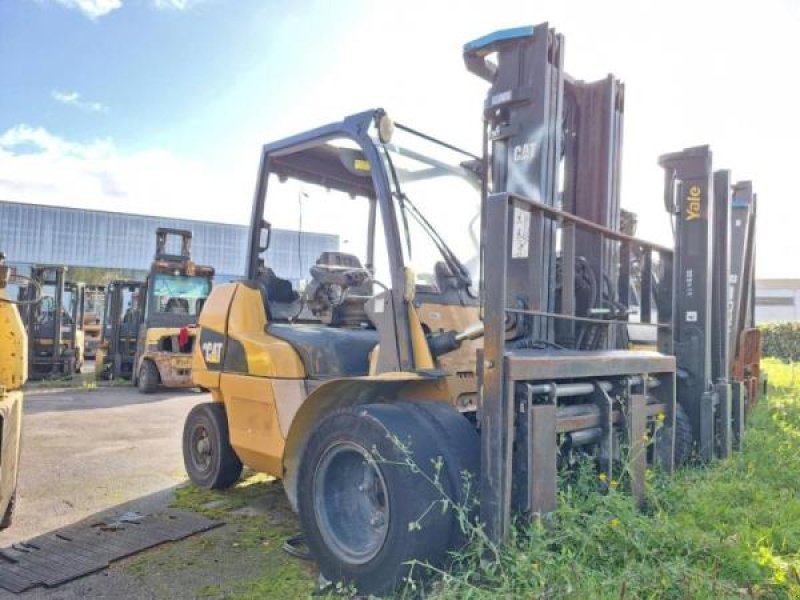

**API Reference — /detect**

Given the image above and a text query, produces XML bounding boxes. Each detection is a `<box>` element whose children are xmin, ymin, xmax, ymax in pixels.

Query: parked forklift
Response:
<box><xmin>18</xmin><ymin>265</ymin><xmax>84</xmax><ymax>380</ymax></box>
<box><xmin>82</xmin><ymin>285</ymin><xmax>105</xmax><ymax>359</ymax></box>
<box><xmin>182</xmin><ymin>23</ymin><xmax>759</xmax><ymax>594</ymax></box>
<box><xmin>95</xmin><ymin>280</ymin><xmax>145</xmax><ymax>381</ymax></box>
<box><xmin>122</xmin><ymin>228</ymin><xmax>214</xmax><ymax>393</ymax></box>
<box><xmin>0</xmin><ymin>253</ymin><xmax>38</xmax><ymax>529</ymax></box>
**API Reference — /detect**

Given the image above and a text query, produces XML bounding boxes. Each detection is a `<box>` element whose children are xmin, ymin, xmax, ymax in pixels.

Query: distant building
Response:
<box><xmin>755</xmin><ymin>279</ymin><xmax>800</xmax><ymax>323</ymax></box>
<box><xmin>0</xmin><ymin>200</ymin><xmax>336</xmax><ymax>284</ymax></box>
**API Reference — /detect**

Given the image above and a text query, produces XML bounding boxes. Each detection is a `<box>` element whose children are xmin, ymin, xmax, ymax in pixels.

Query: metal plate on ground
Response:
<box><xmin>0</xmin><ymin>509</ymin><xmax>223</xmax><ymax>593</ymax></box>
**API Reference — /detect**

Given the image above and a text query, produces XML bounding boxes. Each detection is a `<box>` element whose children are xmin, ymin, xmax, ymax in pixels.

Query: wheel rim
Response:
<box><xmin>313</xmin><ymin>441</ymin><xmax>390</xmax><ymax>565</ymax></box>
<box><xmin>190</xmin><ymin>424</ymin><xmax>213</xmax><ymax>474</ymax></box>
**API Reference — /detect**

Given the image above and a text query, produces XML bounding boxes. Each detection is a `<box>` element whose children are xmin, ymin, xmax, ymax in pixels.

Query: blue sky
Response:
<box><xmin>0</xmin><ymin>0</ymin><xmax>368</xmax><ymax>156</ymax></box>
<box><xmin>1</xmin><ymin>0</ymin><xmax>799</xmax><ymax>277</ymax></box>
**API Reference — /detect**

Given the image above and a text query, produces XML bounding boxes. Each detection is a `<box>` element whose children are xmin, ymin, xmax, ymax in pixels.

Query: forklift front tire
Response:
<box><xmin>137</xmin><ymin>360</ymin><xmax>159</xmax><ymax>394</ymax></box>
<box><xmin>297</xmin><ymin>402</ymin><xmax>477</xmax><ymax>596</ymax></box>
<box><xmin>655</xmin><ymin>402</ymin><xmax>693</xmax><ymax>467</ymax></box>
<box><xmin>183</xmin><ymin>403</ymin><xmax>243</xmax><ymax>489</ymax></box>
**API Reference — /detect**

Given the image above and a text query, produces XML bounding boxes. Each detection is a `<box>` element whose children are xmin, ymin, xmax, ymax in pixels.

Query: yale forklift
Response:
<box><xmin>182</xmin><ymin>23</ymin><xmax>758</xmax><ymax>594</ymax></box>
<box><xmin>18</xmin><ymin>266</ymin><xmax>85</xmax><ymax>380</ymax></box>
<box><xmin>95</xmin><ymin>279</ymin><xmax>145</xmax><ymax>381</ymax></box>
<box><xmin>0</xmin><ymin>253</ymin><xmax>38</xmax><ymax>529</ymax></box>
<box><xmin>129</xmin><ymin>228</ymin><xmax>214</xmax><ymax>393</ymax></box>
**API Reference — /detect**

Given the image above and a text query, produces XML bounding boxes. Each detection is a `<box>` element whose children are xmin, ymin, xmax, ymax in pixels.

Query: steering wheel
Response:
<box><xmin>307</xmin><ymin>264</ymin><xmax>371</xmax><ymax>309</ymax></box>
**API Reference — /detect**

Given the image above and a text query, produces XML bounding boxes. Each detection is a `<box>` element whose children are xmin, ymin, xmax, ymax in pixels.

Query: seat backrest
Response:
<box><xmin>316</xmin><ymin>252</ymin><xmax>362</xmax><ymax>269</ymax></box>
<box><xmin>255</xmin><ymin>268</ymin><xmax>300</xmax><ymax>322</ymax></box>
<box><xmin>262</xmin><ymin>268</ymin><xmax>298</xmax><ymax>304</ymax></box>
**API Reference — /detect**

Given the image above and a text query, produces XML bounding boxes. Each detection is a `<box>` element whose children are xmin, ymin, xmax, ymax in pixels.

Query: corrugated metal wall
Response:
<box><xmin>0</xmin><ymin>200</ymin><xmax>336</xmax><ymax>282</ymax></box>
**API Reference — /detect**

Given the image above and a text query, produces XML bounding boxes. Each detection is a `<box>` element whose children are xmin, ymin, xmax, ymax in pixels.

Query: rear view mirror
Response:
<box><xmin>259</xmin><ymin>220</ymin><xmax>272</xmax><ymax>252</ymax></box>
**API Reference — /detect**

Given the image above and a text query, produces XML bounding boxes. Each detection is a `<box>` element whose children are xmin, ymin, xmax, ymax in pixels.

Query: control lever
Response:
<box><xmin>427</xmin><ymin>321</ymin><xmax>485</xmax><ymax>358</ymax></box>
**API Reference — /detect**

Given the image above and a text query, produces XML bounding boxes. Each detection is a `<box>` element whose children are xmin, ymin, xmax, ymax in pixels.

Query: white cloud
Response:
<box><xmin>52</xmin><ymin>90</ymin><xmax>109</xmax><ymax>114</ymax></box>
<box><xmin>153</xmin><ymin>0</ymin><xmax>192</xmax><ymax>10</ymax></box>
<box><xmin>53</xmin><ymin>0</ymin><xmax>122</xmax><ymax>19</ymax></box>
<box><xmin>49</xmin><ymin>0</ymin><xmax>194</xmax><ymax>19</ymax></box>
<box><xmin>0</xmin><ymin>125</ymin><xmax>251</xmax><ymax>224</ymax></box>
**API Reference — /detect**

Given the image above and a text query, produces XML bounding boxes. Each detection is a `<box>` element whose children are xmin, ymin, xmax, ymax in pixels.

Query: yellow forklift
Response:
<box><xmin>18</xmin><ymin>265</ymin><xmax>84</xmax><ymax>380</ymax></box>
<box><xmin>183</xmin><ymin>24</ymin><xmax>757</xmax><ymax>595</ymax></box>
<box><xmin>131</xmin><ymin>228</ymin><xmax>214</xmax><ymax>393</ymax></box>
<box><xmin>0</xmin><ymin>253</ymin><xmax>36</xmax><ymax>529</ymax></box>
<box><xmin>184</xmin><ymin>110</ymin><xmax>485</xmax><ymax>592</ymax></box>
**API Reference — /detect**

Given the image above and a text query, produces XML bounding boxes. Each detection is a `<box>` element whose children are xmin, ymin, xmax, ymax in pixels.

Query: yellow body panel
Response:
<box><xmin>143</xmin><ymin>326</ymin><xmax>192</xmax><ymax>347</ymax></box>
<box><xmin>0</xmin><ymin>294</ymin><xmax>27</xmax><ymax>389</ymax></box>
<box><xmin>408</xmin><ymin>304</ymin><xmax>434</xmax><ymax>370</ymax></box>
<box><xmin>94</xmin><ymin>346</ymin><xmax>107</xmax><ymax>380</ymax></box>
<box><xmin>220</xmin><ymin>373</ymin><xmax>285</xmax><ymax>477</ymax></box>
<box><xmin>417</xmin><ymin>303</ymin><xmax>481</xmax><ymax>408</ymax></box>
<box><xmin>139</xmin><ymin>326</ymin><xmax>197</xmax><ymax>388</ymax></box>
<box><xmin>0</xmin><ymin>279</ymin><xmax>25</xmax><ymax>527</ymax></box>
<box><xmin>226</xmin><ymin>285</ymin><xmax>305</xmax><ymax>378</ymax></box>
<box><xmin>74</xmin><ymin>330</ymin><xmax>84</xmax><ymax>368</ymax></box>
<box><xmin>0</xmin><ymin>390</ymin><xmax>22</xmax><ymax>522</ymax></box>
<box><xmin>192</xmin><ymin>282</ymin><xmax>237</xmax><ymax>390</ymax></box>
<box><xmin>195</xmin><ymin>280</ymin><xmax>464</xmax><ymax>499</ymax></box>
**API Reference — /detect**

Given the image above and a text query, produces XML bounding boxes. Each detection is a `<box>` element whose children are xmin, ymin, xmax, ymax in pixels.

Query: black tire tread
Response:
<box><xmin>673</xmin><ymin>403</ymin><xmax>693</xmax><ymax>466</ymax></box>
<box><xmin>182</xmin><ymin>402</ymin><xmax>243</xmax><ymax>490</ymax></box>
<box><xmin>137</xmin><ymin>360</ymin><xmax>160</xmax><ymax>394</ymax></box>
<box><xmin>297</xmin><ymin>401</ymin><xmax>477</xmax><ymax>595</ymax></box>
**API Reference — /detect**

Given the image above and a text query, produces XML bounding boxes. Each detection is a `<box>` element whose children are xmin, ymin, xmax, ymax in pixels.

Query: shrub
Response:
<box><xmin>761</xmin><ymin>322</ymin><xmax>800</xmax><ymax>363</ymax></box>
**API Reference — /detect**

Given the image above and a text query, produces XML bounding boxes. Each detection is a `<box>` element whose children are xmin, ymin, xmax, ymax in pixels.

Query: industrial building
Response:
<box><xmin>0</xmin><ymin>199</ymin><xmax>336</xmax><ymax>284</ymax></box>
<box><xmin>4</xmin><ymin>200</ymin><xmax>794</xmax><ymax>327</ymax></box>
<box><xmin>755</xmin><ymin>279</ymin><xmax>800</xmax><ymax>323</ymax></box>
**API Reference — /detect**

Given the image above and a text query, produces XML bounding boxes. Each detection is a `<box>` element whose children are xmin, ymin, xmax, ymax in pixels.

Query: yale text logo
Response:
<box><xmin>686</xmin><ymin>185</ymin><xmax>702</xmax><ymax>221</ymax></box>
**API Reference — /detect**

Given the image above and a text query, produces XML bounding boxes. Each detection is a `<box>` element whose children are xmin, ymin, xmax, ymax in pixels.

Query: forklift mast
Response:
<box><xmin>465</xmin><ymin>25</ymin><xmax>563</xmax><ymax>345</ymax></box>
<box><xmin>465</xmin><ymin>21</ymin><xmax>759</xmax><ymax>545</ymax></box>
<box><xmin>101</xmin><ymin>279</ymin><xmax>145</xmax><ymax>380</ymax></box>
<box><xmin>659</xmin><ymin>148</ymin><xmax>743</xmax><ymax>461</ymax></box>
<box><xmin>729</xmin><ymin>182</ymin><xmax>757</xmax><ymax>357</ymax></box>
<box><xmin>155</xmin><ymin>227</ymin><xmax>192</xmax><ymax>263</ymax></box>
<box><xmin>728</xmin><ymin>181</ymin><xmax>760</xmax><ymax>410</ymax></box>
<box><xmin>465</xmin><ymin>24</ymin><xmax>677</xmax><ymax>543</ymax></box>
<box><xmin>561</xmin><ymin>75</ymin><xmax>626</xmax><ymax>350</ymax></box>
<box><xmin>659</xmin><ymin>147</ymin><xmax>718</xmax><ymax>461</ymax></box>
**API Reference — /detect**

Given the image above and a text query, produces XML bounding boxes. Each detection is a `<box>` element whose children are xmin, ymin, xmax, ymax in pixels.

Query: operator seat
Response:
<box><xmin>258</xmin><ymin>267</ymin><xmax>300</xmax><ymax>321</ymax></box>
<box><xmin>257</xmin><ymin>255</ymin><xmax>378</xmax><ymax>378</ymax></box>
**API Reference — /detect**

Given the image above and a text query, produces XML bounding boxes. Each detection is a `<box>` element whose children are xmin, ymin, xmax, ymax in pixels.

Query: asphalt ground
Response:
<box><xmin>0</xmin><ymin>381</ymin><xmax>314</xmax><ymax>599</ymax></box>
<box><xmin>0</xmin><ymin>385</ymin><xmax>203</xmax><ymax>547</ymax></box>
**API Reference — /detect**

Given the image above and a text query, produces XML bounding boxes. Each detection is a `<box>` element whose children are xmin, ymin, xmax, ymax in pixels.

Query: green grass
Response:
<box><xmin>167</xmin><ymin>472</ymin><xmax>317</xmax><ymax>599</ymax></box>
<box><xmin>121</xmin><ymin>473</ymin><xmax>316</xmax><ymax>598</ymax></box>
<box><xmin>24</xmin><ymin>369</ymin><xmax>130</xmax><ymax>390</ymax></box>
<box><xmin>159</xmin><ymin>360</ymin><xmax>800</xmax><ymax>598</ymax></box>
<box><xmin>427</xmin><ymin>358</ymin><xmax>800</xmax><ymax>599</ymax></box>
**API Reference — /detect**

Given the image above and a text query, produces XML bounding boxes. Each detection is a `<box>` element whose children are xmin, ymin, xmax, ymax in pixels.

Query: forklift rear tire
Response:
<box><xmin>297</xmin><ymin>402</ymin><xmax>479</xmax><ymax>596</ymax></box>
<box><xmin>656</xmin><ymin>402</ymin><xmax>692</xmax><ymax>467</ymax></box>
<box><xmin>183</xmin><ymin>402</ymin><xmax>243</xmax><ymax>489</ymax></box>
<box><xmin>137</xmin><ymin>360</ymin><xmax>159</xmax><ymax>394</ymax></box>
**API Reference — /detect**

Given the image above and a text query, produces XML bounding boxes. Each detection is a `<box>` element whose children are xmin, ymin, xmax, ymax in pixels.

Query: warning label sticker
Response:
<box><xmin>511</xmin><ymin>208</ymin><xmax>530</xmax><ymax>258</ymax></box>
